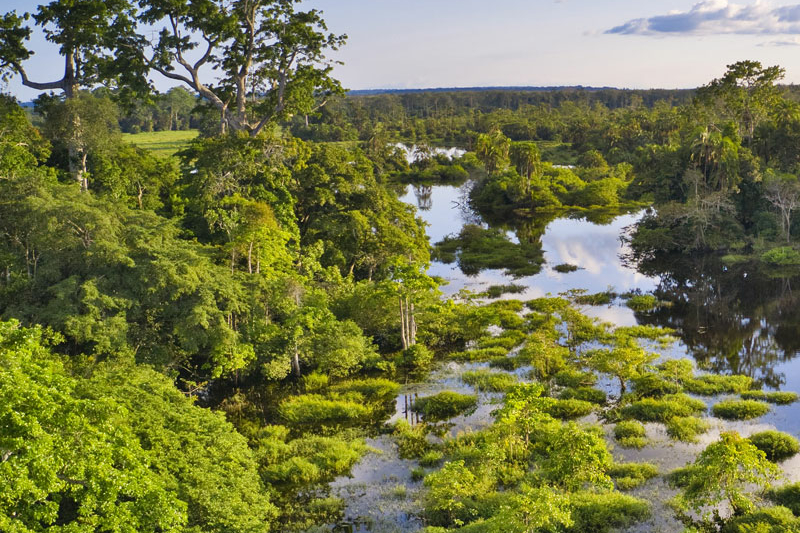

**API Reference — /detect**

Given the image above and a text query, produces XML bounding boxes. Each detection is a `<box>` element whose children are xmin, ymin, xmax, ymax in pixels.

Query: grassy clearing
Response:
<box><xmin>122</xmin><ymin>129</ymin><xmax>199</xmax><ymax>158</ymax></box>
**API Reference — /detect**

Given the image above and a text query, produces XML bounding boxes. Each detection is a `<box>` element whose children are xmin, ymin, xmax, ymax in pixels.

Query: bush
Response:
<box><xmin>721</xmin><ymin>506</ymin><xmax>800</xmax><ymax>533</ymax></box>
<box><xmin>684</xmin><ymin>374</ymin><xmax>754</xmax><ymax>395</ymax></box>
<box><xmin>748</xmin><ymin>431</ymin><xmax>800</xmax><ymax>462</ymax></box>
<box><xmin>631</xmin><ymin>373</ymin><xmax>682</xmax><ymax>397</ymax></box>
<box><xmin>461</xmin><ymin>369</ymin><xmax>517</xmax><ymax>393</ymax></box>
<box><xmin>742</xmin><ymin>390</ymin><xmax>800</xmax><ymax>405</ymax></box>
<box><xmin>666</xmin><ymin>466</ymin><xmax>696</xmax><ymax>488</ymax></box>
<box><xmin>614</xmin><ymin>420</ymin><xmax>647</xmax><ymax>449</ymax></box>
<box><xmin>545</xmin><ymin>398</ymin><xmax>594</xmax><ymax>420</ymax></box>
<box><xmin>665</xmin><ymin>416</ymin><xmax>710</xmax><ymax>443</ymax></box>
<box><xmin>554</xmin><ymin>369</ymin><xmax>598</xmax><ymax>388</ymax></box>
<box><xmin>302</xmin><ymin>372</ymin><xmax>329</xmax><ymax>392</ymax></box>
<box><xmin>766</xmin><ymin>483</ymin><xmax>800</xmax><ymax>515</ymax></box>
<box><xmin>626</xmin><ymin>294</ymin><xmax>659</xmax><ymax>312</ymax></box>
<box><xmin>622</xmin><ymin>394</ymin><xmax>707</xmax><ymax>422</ymax></box>
<box><xmin>331</xmin><ymin>378</ymin><xmax>401</xmax><ymax>403</ymax></box>
<box><xmin>567</xmin><ymin>491</ymin><xmax>651</xmax><ymax>532</ymax></box>
<box><xmin>410</xmin><ymin>466</ymin><xmax>427</xmax><ymax>482</ymax></box>
<box><xmin>278</xmin><ymin>394</ymin><xmax>372</xmax><ymax>428</ymax></box>
<box><xmin>393</xmin><ymin>420</ymin><xmax>431</xmax><ymax>459</ymax></box>
<box><xmin>484</xmin><ymin>284</ymin><xmax>526</xmax><ymax>298</ymax></box>
<box><xmin>488</xmin><ymin>355</ymin><xmax>525</xmax><ymax>370</ymax></box>
<box><xmin>450</xmin><ymin>347</ymin><xmax>508</xmax><ymax>362</ymax></box>
<box><xmin>402</xmin><ymin>344</ymin><xmax>434</xmax><ymax>369</ymax></box>
<box><xmin>476</xmin><ymin>330</ymin><xmax>527</xmax><ymax>350</ymax></box>
<box><xmin>761</xmin><ymin>246</ymin><xmax>800</xmax><ymax>266</ymax></box>
<box><xmin>711</xmin><ymin>399</ymin><xmax>770</xmax><ymax>420</ymax></box>
<box><xmin>413</xmin><ymin>392</ymin><xmax>478</xmax><ymax>421</ymax></box>
<box><xmin>559</xmin><ymin>387</ymin><xmax>607</xmax><ymax>405</ymax></box>
<box><xmin>609</xmin><ymin>462</ymin><xmax>659</xmax><ymax>491</ymax></box>
<box><xmin>573</xmin><ymin>291</ymin><xmax>615</xmax><ymax>306</ymax></box>
<box><xmin>419</xmin><ymin>450</ymin><xmax>444</xmax><ymax>467</ymax></box>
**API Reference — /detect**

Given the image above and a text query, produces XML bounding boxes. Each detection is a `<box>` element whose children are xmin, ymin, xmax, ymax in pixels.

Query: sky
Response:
<box><xmin>8</xmin><ymin>0</ymin><xmax>800</xmax><ymax>99</ymax></box>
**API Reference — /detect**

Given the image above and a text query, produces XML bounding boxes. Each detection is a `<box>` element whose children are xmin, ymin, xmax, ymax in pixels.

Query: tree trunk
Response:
<box><xmin>399</xmin><ymin>296</ymin><xmax>408</xmax><ymax>350</ymax></box>
<box><xmin>292</xmin><ymin>344</ymin><xmax>301</xmax><ymax>377</ymax></box>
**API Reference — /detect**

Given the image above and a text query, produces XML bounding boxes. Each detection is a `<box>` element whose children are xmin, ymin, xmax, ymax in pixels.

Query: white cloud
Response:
<box><xmin>607</xmin><ymin>1</ymin><xmax>800</xmax><ymax>36</ymax></box>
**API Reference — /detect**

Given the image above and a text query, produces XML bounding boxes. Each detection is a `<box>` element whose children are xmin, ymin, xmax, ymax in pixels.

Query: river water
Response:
<box><xmin>330</xmin><ymin>182</ymin><xmax>800</xmax><ymax>533</ymax></box>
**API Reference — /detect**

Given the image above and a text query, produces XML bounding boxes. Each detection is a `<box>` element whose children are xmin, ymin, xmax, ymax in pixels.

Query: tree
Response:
<box><xmin>674</xmin><ymin>432</ymin><xmax>780</xmax><ymax>524</ymax></box>
<box><xmin>135</xmin><ymin>0</ymin><xmax>346</xmax><ymax>135</ymax></box>
<box><xmin>385</xmin><ymin>258</ymin><xmax>438</xmax><ymax>350</ymax></box>
<box><xmin>475</xmin><ymin>128</ymin><xmax>510</xmax><ymax>175</ymax></box>
<box><xmin>763</xmin><ymin>170</ymin><xmax>800</xmax><ymax>243</ymax></box>
<box><xmin>424</xmin><ymin>460</ymin><xmax>483</xmax><ymax>527</ymax></box>
<box><xmin>159</xmin><ymin>86</ymin><xmax>196</xmax><ymax>130</ymax></box>
<box><xmin>510</xmin><ymin>141</ymin><xmax>543</xmax><ymax>195</ymax></box>
<box><xmin>588</xmin><ymin>333</ymin><xmax>658</xmax><ymax>396</ymax></box>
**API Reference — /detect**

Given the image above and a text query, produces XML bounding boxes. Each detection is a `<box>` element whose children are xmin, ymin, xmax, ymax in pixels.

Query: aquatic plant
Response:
<box><xmin>747</xmin><ymin>431</ymin><xmax>800</xmax><ymax>462</ymax></box>
<box><xmin>711</xmin><ymin>400</ymin><xmax>770</xmax><ymax>420</ymax></box>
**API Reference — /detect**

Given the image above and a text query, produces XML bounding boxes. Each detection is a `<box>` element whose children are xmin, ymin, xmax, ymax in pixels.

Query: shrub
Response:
<box><xmin>402</xmin><ymin>344</ymin><xmax>434</xmax><ymax>369</ymax></box>
<box><xmin>410</xmin><ymin>466</ymin><xmax>427</xmax><ymax>482</ymax></box>
<box><xmin>631</xmin><ymin>373</ymin><xmax>682</xmax><ymax>397</ymax></box>
<box><xmin>665</xmin><ymin>416</ymin><xmax>710</xmax><ymax>443</ymax></box>
<box><xmin>740</xmin><ymin>390</ymin><xmax>767</xmax><ymax>401</ymax></box>
<box><xmin>614</xmin><ymin>420</ymin><xmax>647</xmax><ymax>449</ymax></box>
<box><xmin>545</xmin><ymin>398</ymin><xmax>594</xmax><ymax>420</ymax></box>
<box><xmin>419</xmin><ymin>450</ymin><xmax>444</xmax><ymax>467</ymax></box>
<box><xmin>302</xmin><ymin>372</ymin><xmax>329</xmax><ymax>392</ymax></box>
<box><xmin>765</xmin><ymin>391</ymin><xmax>799</xmax><ymax>405</ymax></box>
<box><xmin>554</xmin><ymin>369</ymin><xmax>598</xmax><ymax>388</ymax></box>
<box><xmin>413</xmin><ymin>392</ymin><xmax>478</xmax><ymax>421</ymax></box>
<box><xmin>450</xmin><ymin>347</ymin><xmax>508</xmax><ymax>362</ymax></box>
<box><xmin>761</xmin><ymin>246</ymin><xmax>800</xmax><ymax>266</ymax></box>
<box><xmin>488</xmin><ymin>355</ymin><xmax>525</xmax><ymax>370</ymax></box>
<box><xmin>278</xmin><ymin>394</ymin><xmax>372</xmax><ymax>428</ymax></box>
<box><xmin>554</xmin><ymin>263</ymin><xmax>579</xmax><ymax>273</ymax></box>
<box><xmin>622</xmin><ymin>394</ymin><xmax>706</xmax><ymax>422</ymax></box>
<box><xmin>567</xmin><ymin>491</ymin><xmax>651</xmax><ymax>532</ymax></box>
<box><xmin>476</xmin><ymin>330</ymin><xmax>527</xmax><ymax>350</ymax></box>
<box><xmin>721</xmin><ymin>506</ymin><xmax>800</xmax><ymax>532</ymax></box>
<box><xmin>461</xmin><ymin>369</ymin><xmax>517</xmax><ymax>393</ymax></box>
<box><xmin>684</xmin><ymin>374</ymin><xmax>753</xmax><ymax>395</ymax></box>
<box><xmin>574</xmin><ymin>291</ymin><xmax>615</xmax><ymax>306</ymax></box>
<box><xmin>609</xmin><ymin>462</ymin><xmax>659</xmax><ymax>491</ymax></box>
<box><xmin>559</xmin><ymin>387</ymin><xmax>607</xmax><ymax>404</ymax></box>
<box><xmin>666</xmin><ymin>466</ymin><xmax>696</xmax><ymax>488</ymax></box>
<box><xmin>712</xmin><ymin>399</ymin><xmax>770</xmax><ymax>420</ymax></box>
<box><xmin>748</xmin><ymin>431</ymin><xmax>800</xmax><ymax>462</ymax></box>
<box><xmin>393</xmin><ymin>420</ymin><xmax>431</xmax><ymax>459</ymax></box>
<box><xmin>331</xmin><ymin>378</ymin><xmax>401</xmax><ymax>403</ymax></box>
<box><xmin>626</xmin><ymin>294</ymin><xmax>659</xmax><ymax>312</ymax></box>
<box><xmin>484</xmin><ymin>284</ymin><xmax>526</xmax><ymax>298</ymax></box>
<box><xmin>766</xmin><ymin>483</ymin><xmax>800</xmax><ymax>515</ymax></box>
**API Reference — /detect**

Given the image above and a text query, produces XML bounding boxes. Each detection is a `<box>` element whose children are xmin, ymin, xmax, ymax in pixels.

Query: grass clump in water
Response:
<box><xmin>419</xmin><ymin>450</ymin><xmax>445</xmax><ymax>467</ymax></box>
<box><xmin>488</xmin><ymin>355</ymin><xmax>526</xmax><ymax>370</ymax></box>
<box><xmin>483</xmin><ymin>283</ymin><xmax>526</xmax><ymax>298</ymax></box>
<box><xmin>554</xmin><ymin>368</ymin><xmax>598</xmax><ymax>388</ymax></box>
<box><xmin>614</xmin><ymin>420</ymin><xmax>648</xmax><ymax>449</ymax></box>
<box><xmin>450</xmin><ymin>347</ymin><xmax>508</xmax><ymax>362</ymax></box>
<box><xmin>413</xmin><ymin>391</ymin><xmax>478</xmax><ymax>421</ymax></box>
<box><xmin>545</xmin><ymin>398</ymin><xmax>594</xmax><ymax>420</ymax></box>
<box><xmin>393</xmin><ymin>420</ymin><xmax>432</xmax><ymax>459</ymax></box>
<box><xmin>433</xmin><ymin>224</ymin><xmax>544</xmax><ymax>277</ymax></box>
<box><xmin>573</xmin><ymin>290</ymin><xmax>616</xmax><ymax>306</ymax></box>
<box><xmin>683</xmin><ymin>374</ymin><xmax>754</xmax><ymax>395</ymax></box>
<box><xmin>568</xmin><ymin>492</ymin><xmax>652</xmax><ymax>532</ymax></box>
<box><xmin>608</xmin><ymin>462</ymin><xmax>659</xmax><ymax>491</ymax></box>
<box><xmin>748</xmin><ymin>431</ymin><xmax>800</xmax><ymax>462</ymax></box>
<box><xmin>621</xmin><ymin>394</ymin><xmax>706</xmax><ymax>422</ymax></box>
<box><xmin>625</xmin><ymin>294</ymin><xmax>659</xmax><ymax>312</ymax></box>
<box><xmin>559</xmin><ymin>386</ymin><xmax>607</xmax><ymax>405</ymax></box>
<box><xmin>665</xmin><ymin>416</ymin><xmax>711</xmax><ymax>443</ymax></box>
<box><xmin>461</xmin><ymin>369</ymin><xmax>517</xmax><ymax>393</ymax></box>
<box><xmin>330</xmin><ymin>378</ymin><xmax>401</xmax><ymax>403</ymax></box>
<box><xmin>741</xmin><ymin>390</ymin><xmax>799</xmax><ymax>405</ymax></box>
<box><xmin>476</xmin><ymin>329</ymin><xmax>527</xmax><ymax>351</ymax></box>
<box><xmin>766</xmin><ymin>482</ymin><xmax>800</xmax><ymax>515</ymax></box>
<box><xmin>711</xmin><ymin>399</ymin><xmax>770</xmax><ymax>420</ymax></box>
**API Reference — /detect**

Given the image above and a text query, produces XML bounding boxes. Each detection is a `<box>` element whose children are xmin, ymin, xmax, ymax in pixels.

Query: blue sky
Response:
<box><xmin>7</xmin><ymin>0</ymin><xmax>800</xmax><ymax>99</ymax></box>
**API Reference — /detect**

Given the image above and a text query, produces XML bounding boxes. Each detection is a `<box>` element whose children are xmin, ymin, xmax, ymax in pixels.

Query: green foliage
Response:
<box><xmin>423</xmin><ymin>460</ymin><xmax>486</xmax><ymax>527</ymax></box>
<box><xmin>554</xmin><ymin>369</ymin><xmax>598</xmax><ymax>388</ymax></box>
<box><xmin>278</xmin><ymin>394</ymin><xmax>373</xmax><ymax>429</ymax></box>
<box><xmin>766</xmin><ymin>483</ymin><xmax>800</xmax><ymax>515</ymax></box>
<box><xmin>450</xmin><ymin>347</ymin><xmax>509</xmax><ymax>362</ymax></box>
<box><xmin>122</xmin><ymin>129</ymin><xmax>200</xmax><ymax>158</ymax></box>
<box><xmin>413</xmin><ymin>392</ymin><xmax>479</xmax><ymax>422</ymax></box>
<box><xmin>625</xmin><ymin>294</ymin><xmax>659</xmax><ymax>312</ymax></box>
<box><xmin>540</xmin><ymin>423</ymin><xmax>613</xmax><ymax>491</ymax></box>
<box><xmin>545</xmin><ymin>398</ymin><xmax>595</xmax><ymax>420</ymax></box>
<box><xmin>573</xmin><ymin>290</ymin><xmax>615</xmax><ymax>306</ymax></box>
<box><xmin>747</xmin><ymin>431</ymin><xmax>800</xmax><ymax>462</ymax></box>
<box><xmin>609</xmin><ymin>462</ymin><xmax>659</xmax><ymax>490</ymax></box>
<box><xmin>329</xmin><ymin>378</ymin><xmax>401</xmax><ymax>404</ymax></box>
<box><xmin>558</xmin><ymin>386</ymin><xmax>607</xmax><ymax>405</ymax></box>
<box><xmin>567</xmin><ymin>491</ymin><xmax>651</xmax><ymax>533</ymax></box>
<box><xmin>476</xmin><ymin>329</ymin><xmax>527</xmax><ymax>351</ymax></box>
<box><xmin>666</xmin><ymin>416</ymin><xmax>711</xmax><ymax>443</ymax></box>
<box><xmin>622</xmin><ymin>394</ymin><xmax>707</xmax><ymax>422</ymax></box>
<box><xmin>712</xmin><ymin>399</ymin><xmax>771</xmax><ymax>420</ymax></box>
<box><xmin>434</xmin><ymin>224</ymin><xmax>544</xmax><ymax>277</ymax></box>
<box><xmin>684</xmin><ymin>374</ymin><xmax>754</xmax><ymax>395</ymax></box>
<box><xmin>402</xmin><ymin>344</ymin><xmax>435</xmax><ymax>369</ymax></box>
<box><xmin>741</xmin><ymin>390</ymin><xmax>800</xmax><ymax>404</ymax></box>
<box><xmin>461</xmin><ymin>369</ymin><xmax>517</xmax><ymax>393</ymax></box>
<box><xmin>631</xmin><ymin>373</ymin><xmax>683</xmax><ymax>397</ymax></box>
<box><xmin>721</xmin><ymin>506</ymin><xmax>800</xmax><ymax>533</ymax></box>
<box><xmin>393</xmin><ymin>420</ymin><xmax>432</xmax><ymax>459</ymax></box>
<box><xmin>761</xmin><ymin>246</ymin><xmax>800</xmax><ymax>265</ymax></box>
<box><xmin>484</xmin><ymin>283</ymin><xmax>526</xmax><ymax>298</ymax></box>
<box><xmin>614</xmin><ymin>420</ymin><xmax>648</xmax><ymax>449</ymax></box>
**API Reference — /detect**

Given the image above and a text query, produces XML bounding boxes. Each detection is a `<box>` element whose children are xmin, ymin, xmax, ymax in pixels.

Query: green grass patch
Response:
<box><xmin>413</xmin><ymin>391</ymin><xmax>478</xmax><ymax>421</ymax></box>
<box><xmin>559</xmin><ymin>387</ymin><xmax>607</xmax><ymax>405</ymax></box>
<box><xmin>554</xmin><ymin>369</ymin><xmax>598</xmax><ymax>388</ymax></box>
<box><xmin>476</xmin><ymin>330</ymin><xmax>527</xmax><ymax>351</ymax></box>
<box><xmin>573</xmin><ymin>291</ymin><xmax>616</xmax><ymax>306</ymax></box>
<box><xmin>488</xmin><ymin>355</ymin><xmax>526</xmax><ymax>371</ymax></box>
<box><xmin>741</xmin><ymin>390</ymin><xmax>799</xmax><ymax>405</ymax></box>
<box><xmin>545</xmin><ymin>398</ymin><xmax>595</xmax><ymax>420</ymax></box>
<box><xmin>665</xmin><ymin>416</ymin><xmax>710</xmax><ymax>443</ymax></box>
<box><xmin>122</xmin><ymin>129</ymin><xmax>199</xmax><ymax>158</ymax></box>
<box><xmin>625</xmin><ymin>294</ymin><xmax>659</xmax><ymax>312</ymax></box>
<box><xmin>449</xmin><ymin>347</ymin><xmax>509</xmax><ymax>362</ymax></box>
<box><xmin>330</xmin><ymin>378</ymin><xmax>401</xmax><ymax>403</ymax></box>
<box><xmin>568</xmin><ymin>491</ymin><xmax>651</xmax><ymax>533</ymax></box>
<box><xmin>683</xmin><ymin>374</ymin><xmax>754</xmax><ymax>395</ymax></box>
<box><xmin>614</xmin><ymin>420</ymin><xmax>648</xmax><ymax>449</ymax></box>
<box><xmin>766</xmin><ymin>483</ymin><xmax>800</xmax><ymax>515</ymax></box>
<box><xmin>461</xmin><ymin>369</ymin><xmax>517</xmax><ymax>393</ymax></box>
<box><xmin>621</xmin><ymin>394</ymin><xmax>706</xmax><ymax>422</ymax></box>
<box><xmin>711</xmin><ymin>399</ymin><xmax>770</xmax><ymax>420</ymax></box>
<box><xmin>748</xmin><ymin>431</ymin><xmax>800</xmax><ymax>462</ymax></box>
<box><xmin>609</xmin><ymin>462</ymin><xmax>659</xmax><ymax>491</ymax></box>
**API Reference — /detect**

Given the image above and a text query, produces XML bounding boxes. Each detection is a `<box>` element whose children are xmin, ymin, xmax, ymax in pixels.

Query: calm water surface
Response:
<box><xmin>331</xmin><ymin>182</ymin><xmax>800</xmax><ymax>533</ymax></box>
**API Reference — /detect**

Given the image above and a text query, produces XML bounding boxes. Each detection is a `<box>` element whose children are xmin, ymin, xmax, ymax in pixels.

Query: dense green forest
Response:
<box><xmin>3</xmin><ymin>1</ymin><xmax>800</xmax><ymax>533</ymax></box>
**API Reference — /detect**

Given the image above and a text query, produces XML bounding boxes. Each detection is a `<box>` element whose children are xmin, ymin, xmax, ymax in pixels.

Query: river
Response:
<box><xmin>329</xmin><ymin>181</ymin><xmax>800</xmax><ymax>533</ymax></box>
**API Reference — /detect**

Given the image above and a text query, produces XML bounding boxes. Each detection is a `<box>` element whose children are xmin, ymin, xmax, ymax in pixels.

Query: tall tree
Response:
<box><xmin>135</xmin><ymin>0</ymin><xmax>346</xmax><ymax>135</ymax></box>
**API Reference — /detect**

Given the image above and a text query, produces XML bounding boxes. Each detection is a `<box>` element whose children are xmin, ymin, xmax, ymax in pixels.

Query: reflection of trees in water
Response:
<box><xmin>412</xmin><ymin>185</ymin><xmax>433</xmax><ymax>211</ymax></box>
<box><xmin>635</xmin><ymin>254</ymin><xmax>800</xmax><ymax>388</ymax></box>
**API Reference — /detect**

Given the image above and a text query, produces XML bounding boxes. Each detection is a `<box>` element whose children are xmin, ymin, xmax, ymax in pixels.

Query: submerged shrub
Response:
<box><xmin>748</xmin><ymin>431</ymin><xmax>800</xmax><ymax>462</ymax></box>
<box><xmin>684</xmin><ymin>374</ymin><xmax>754</xmax><ymax>395</ymax></box>
<box><xmin>331</xmin><ymin>378</ymin><xmax>401</xmax><ymax>403</ymax></box>
<box><xmin>488</xmin><ymin>355</ymin><xmax>526</xmax><ymax>370</ymax></box>
<box><xmin>559</xmin><ymin>386</ymin><xmax>607</xmax><ymax>405</ymax></box>
<box><xmin>626</xmin><ymin>294</ymin><xmax>659</xmax><ymax>312</ymax></box>
<box><xmin>402</xmin><ymin>344</ymin><xmax>434</xmax><ymax>369</ymax></box>
<box><xmin>450</xmin><ymin>347</ymin><xmax>508</xmax><ymax>362</ymax></box>
<box><xmin>761</xmin><ymin>246</ymin><xmax>800</xmax><ymax>266</ymax></box>
<box><xmin>393</xmin><ymin>420</ymin><xmax>431</xmax><ymax>459</ymax></box>
<box><xmin>484</xmin><ymin>284</ymin><xmax>526</xmax><ymax>298</ymax></box>
<box><xmin>278</xmin><ymin>394</ymin><xmax>372</xmax><ymax>428</ymax></box>
<box><xmin>721</xmin><ymin>506</ymin><xmax>800</xmax><ymax>532</ymax></box>
<box><xmin>766</xmin><ymin>483</ymin><xmax>800</xmax><ymax>515</ymax></box>
<box><xmin>461</xmin><ymin>369</ymin><xmax>517</xmax><ymax>393</ymax></box>
<box><xmin>742</xmin><ymin>390</ymin><xmax>800</xmax><ymax>405</ymax></box>
<box><xmin>609</xmin><ymin>462</ymin><xmax>659</xmax><ymax>491</ymax></box>
<box><xmin>614</xmin><ymin>420</ymin><xmax>647</xmax><ymax>449</ymax></box>
<box><xmin>622</xmin><ymin>394</ymin><xmax>706</xmax><ymax>422</ymax></box>
<box><xmin>631</xmin><ymin>373</ymin><xmax>682</xmax><ymax>397</ymax></box>
<box><xmin>413</xmin><ymin>391</ymin><xmax>478</xmax><ymax>421</ymax></box>
<box><xmin>573</xmin><ymin>291</ymin><xmax>615</xmax><ymax>306</ymax></box>
<box><xmin>419</xmin><ymin>450</ymin><xmax>444</xmax><ymax>467</ymax></box>
<box><xmin>476</xmin><ymin>329</ymin><xmax>527</xmax><ymax>350</ymax></box>
<box><xmin>567</xmin><ymin>491</ymin><xmax>651</xmax><ymax>532</ymax></box>
<box><xmin>711</xmin><ymin>399</ymin><xmax>770</xmax><ymax>420</ymax></box>
<box><xmin>665</xmin><ymin>416</ymin><xmax>711</xmax><ymax>443</ymax></box>
<box><xmin>546</xmin><ymin>398</ymin><xmax>594</xmax><ymax>420</ymax></box>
